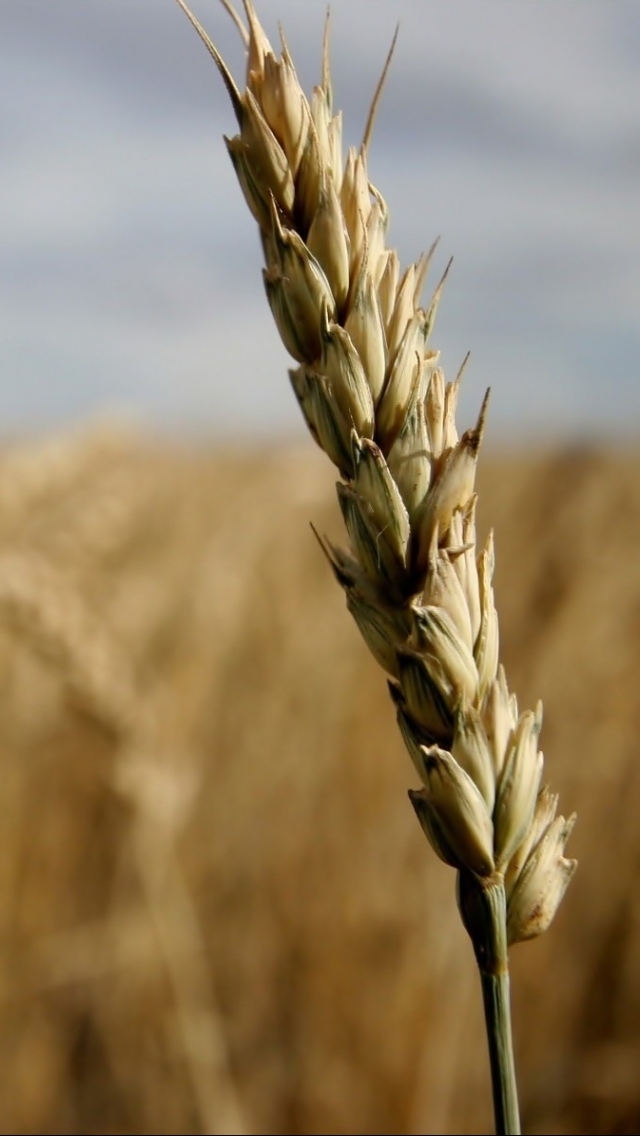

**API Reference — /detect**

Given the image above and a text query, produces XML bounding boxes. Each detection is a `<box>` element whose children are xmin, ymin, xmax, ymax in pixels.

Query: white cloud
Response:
<box><xmin>0</xmin><ymin>0</ymin><xmax>638</xmax><ymax>441</ymax></box>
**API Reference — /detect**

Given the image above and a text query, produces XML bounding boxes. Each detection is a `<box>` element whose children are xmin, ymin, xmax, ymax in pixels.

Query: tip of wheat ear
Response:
<box><xmin>175</xmin><ymin>0</ymin><xmax>576</xmax><ymax>944</ymax></box>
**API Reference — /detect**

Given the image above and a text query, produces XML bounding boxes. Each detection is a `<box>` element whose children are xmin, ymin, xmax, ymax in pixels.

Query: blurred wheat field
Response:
<box><xmin>0</xmin><ymin>423</ymin><xmax>639</xmax><ymax>1136</ymax></box>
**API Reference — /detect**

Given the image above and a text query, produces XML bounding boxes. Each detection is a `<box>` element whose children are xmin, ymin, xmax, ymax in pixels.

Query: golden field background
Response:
<box><xmin>0</xmin><ymin>422</ymin><xmax>639</xmax><ymax>1135</ymax></box>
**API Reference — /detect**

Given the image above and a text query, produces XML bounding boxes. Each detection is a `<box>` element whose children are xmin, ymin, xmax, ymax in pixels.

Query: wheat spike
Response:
<box><xmin>175</xmin><ymin>0</ymin><xmax>575</xmax><ymax>946</ymax></box>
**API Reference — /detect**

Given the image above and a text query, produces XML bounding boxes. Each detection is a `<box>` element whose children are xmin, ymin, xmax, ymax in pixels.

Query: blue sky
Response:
<box><xmin>1</xmin><ymin>0</ymin><xmax>639</xmax><ymax>445</ymax></box>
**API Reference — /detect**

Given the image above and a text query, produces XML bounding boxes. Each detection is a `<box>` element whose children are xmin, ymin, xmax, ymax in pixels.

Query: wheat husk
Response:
<box><xmin>175</xmin><ymin>0</ymin><xmax>575</xmax><ymax>940</ymax></box>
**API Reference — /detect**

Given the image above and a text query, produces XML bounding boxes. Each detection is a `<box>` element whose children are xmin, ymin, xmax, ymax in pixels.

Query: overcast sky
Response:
<box><xmin>1</xmin><ymin>0</ymin><xmax>639</xmax><ymax>446</ymax></box>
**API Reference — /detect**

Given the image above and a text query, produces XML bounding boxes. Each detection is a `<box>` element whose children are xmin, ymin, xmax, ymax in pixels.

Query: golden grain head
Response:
<box><xmin>176</xmin><ymin>0</ymin><xmax>576</xmax><ymax>922</ymax></box>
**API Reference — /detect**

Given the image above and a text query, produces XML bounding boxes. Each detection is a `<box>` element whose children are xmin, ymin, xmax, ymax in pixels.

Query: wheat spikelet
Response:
<box><xmin>0</xmin><ymin>420</ymin><xmax>141</xmax><ymax>544</ymax></box>
<box><xmin>177</xmin><ymin>0</ymin><xmax>575</xmax><ymax>946</ymax></box>
<box><xmin>0</xmin><ymin>551</ymin><xmax>140</xmax><ymax>738</ymax></box>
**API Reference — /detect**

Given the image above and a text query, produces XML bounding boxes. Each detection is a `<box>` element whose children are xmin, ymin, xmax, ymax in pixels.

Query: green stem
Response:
<box><xmin>457</xmin><ymin>872</ymin><xmax>521</xmax><ymax>1135</ymax></box>
<box><xmin>480</xmin><ymin>964</ymin><xmax>520</xmax><ymax>1135</ymax></box>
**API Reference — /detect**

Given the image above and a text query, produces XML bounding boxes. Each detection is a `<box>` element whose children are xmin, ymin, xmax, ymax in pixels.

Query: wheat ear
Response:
<box><xmin>174</xmin><ymin>2</ymin><xmax>577</xmax><ymax>1131</ymax></box>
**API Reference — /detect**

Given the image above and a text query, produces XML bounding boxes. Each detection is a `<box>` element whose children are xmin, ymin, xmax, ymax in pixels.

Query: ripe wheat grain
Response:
<box><xmin>176</xmin><ymin>0</ymin><xmax>576</xmax><ymax>943</ymax></box>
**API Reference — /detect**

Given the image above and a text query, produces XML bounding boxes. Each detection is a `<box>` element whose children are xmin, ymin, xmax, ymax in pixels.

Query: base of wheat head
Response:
<box><xmin>174</xmin><ymin>0</ymin><xmax>576</xmax><ymax>955</ymax></box>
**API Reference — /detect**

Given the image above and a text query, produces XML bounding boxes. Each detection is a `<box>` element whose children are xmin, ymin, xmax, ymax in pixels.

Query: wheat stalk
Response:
<box><xmin>174</xmin><ymin>2</ymin><xmax>577</xmax><ymax>1130</ymax></box>
<box><xmin>0</xmin><ymin>543</ymin><xmax>247</xmax><ymax>1135</ymax></box>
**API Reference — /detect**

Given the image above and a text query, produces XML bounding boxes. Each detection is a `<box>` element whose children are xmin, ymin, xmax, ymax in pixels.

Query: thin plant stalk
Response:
<box><xmin>482</xmin><ymin>967</ymin><xmax>520</xmax><ymax>1136</ymax></box>
<box><xmin>459</xmin><ymin>872</ymin><xmax>520</xmax><ymax>1134</ymax></box>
